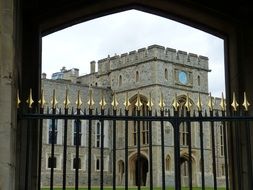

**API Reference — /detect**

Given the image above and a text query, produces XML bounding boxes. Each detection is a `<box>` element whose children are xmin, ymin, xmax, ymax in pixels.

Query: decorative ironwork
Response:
<box><xmin>172</xmin><ymin>93</ymin><xmax>179</xmax><ymax>111</ymax></box>
<box><xmin>76</xmin><ymin>90</ymin><xmax>82</xmax><ymax>109</ymax></box>
<box><xmin>17</xmin><ymin>89</ymin><xmax>21</xmax><ymax>108</ymax></box>
<box><xmin>159</xmin><ymin>91</ymin><xmax>165</xmax><ymax>111</ymax></box>
<box><xmin>124</xmin><ymin>92</ymin><xmax>130</xmax><ymax>111</ymax></box>
<box><xmin>196</xmin><ymin>93</ymin><xmax>202</xmax><ymax>111</ymax></box>
<box><xmin>87</xmin><ymin>88</ymin><xmax>95</xmax><ymax>109</ymax></box>
<box><xmin>147</xmin><ymin>92</ymin><xmax>153</xmax><ymax>111</ymax></box>
<box><xmin>135</xmin><ymin>92</ymin><xmax>142</xmax><ymax>111</ymax></box>
<box><xmin>208</xmin><ymin>93</ymin><xmax>214</xmax><ymax>111</ymax></box>
<box><xmin>50</xmin><ymin>89</ymin><xmax>58</xmax><ymax>109</ymax></box>
<box><xmin>111</xmin><ymin>91</ymin><xmax>118</xmax><ymax>110</ymax></box>
<box><xmin>38</xmin><ymin>89</ymin><xmax>46</xmax><ymax>108</ymax></box>
<box><xmin>185</xmin><ymin>93</ymin><xmax>192</xmax><ymax>111</ymax></box>
<box><xmin>100</xmin><ymin>90</ymin><xmax>106</xmax><ymax>110</ymax></box>
<box><xmin>26</xmin><ymin>88</ymin><xmax>34</xmax><ymax>108</ymax></box>
<box><xmin>231</xmin><ymin>92</ymin><xmax>239</xmax><ymax>111</ymax></box>
<box><xmin>63</xmin><ymin>89</ymin><xmax>70</xmax><ymax>109</ymax></box>
<box><xmin>220</xmin><ymin>92</ymin><xmax>226</xmax><ymax>111</ymax></box>
<box><xmin>242</xmin><ymin>92</ymin><xmax>250</xmax><ymax>111</ymax></box>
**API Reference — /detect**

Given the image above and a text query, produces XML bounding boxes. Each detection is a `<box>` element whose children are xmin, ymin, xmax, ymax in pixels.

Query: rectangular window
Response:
<box><xmin>74</xmin><ymin>120</ymin><xmax>82</xmax><ymax>146</ymax></box>
<box><xmin>180</xmin><ymin>124</ymin><xmax>188</xmax><ymax>146</ymax></box>
<box><xmin>220</xmin><ymin>125</ymin><xmax>224</xmax><ymax>156</ymax></box>
<box><xmin>73</xmin><ymin>157</ymin><xmax>81</xmax><ymax>169</ymax></box>
<box><xmin>96</xmin><ymin>122</ymin><xmax>101</xmax><ymax>147</ymax></box>
<box><xmin>96</xmin><ymin>159</ymin><xmax>100</xmax><ymax>171</ymax></box>
<box><xmin>48</xmin><ymin>120</ymin><xmax>58</xmax><ymax>144</ymax></box>
<box><xmin>48</xmin><ymin>156</ymin><xmax>56</xmax><ymax>168</ymax></box>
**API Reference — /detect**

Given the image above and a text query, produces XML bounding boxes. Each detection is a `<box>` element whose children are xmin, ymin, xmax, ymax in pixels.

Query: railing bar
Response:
<box><xmin>137</xmin><ymin>109</ymin><xmax>141</xmax><ymax>190</ymax></box>
<box><xmin>38</xmin><ymin>107</ymin><xmax>44</xmax><ymax>190</ymax></box>
<box><xmin>75</xmin><ymin>108</ymin><xmax>80</xmax><ymax>190</ymax></box>
<box><xmin>161</xmin><ymin>110</ymin><xmax>166</xmax><ymax>190</ymax></box>
<box><xmin>229</xmin><ymin>117</ymin><xmax>236</xmax><ymax>189</ymax></box>
<box><xmin>100</xmin><ymin>109</ymin><xmax>105</xmax><ymax>190</ymax></box>
<box><xmin>210</xmin><ymin>111</ymin><xmax>217</xmax><ymax>190</ymax></box>
<box><xmin>234</xmin><ymin>110</ymin><xmax>242</xmax><ymax>189</ymax></box>
<box><xmin>148</xmin><ymin>110</ymin><xmax>153</xmax><ymax>190</ymax></box>
<box><xmin>62</xmin><ymin>108</ymin><xmax>68</xmax><ymax>190</ymax></box>
<box><xmin>173</xmin><ymin>110</ymin><xmax>181</xmax><ymax>190</ymax></box>
<box><xmin>50</xmin><ymin>108</ymin><xmax>56</xmax><ymax>190</ymax></box>
<box><xmin>187</xmin><ymin>111</ymin><xmax>192</xmax><ymax>190</ymax></box>
<box><xmin>113</xmin><ymin>109</ymin><xmax>116</xmax><ymax>190</ymax></box>
<box><xmin>198</xmin><ymin>111</ymin><xmax>205</xmax><ymax>190</ymax></box>
<box><xmin>88</xmin><ymin>109</ymin><xmax>92</xmax><ymax>190</ymax></box>
<box><xmin>25</xmin><ymin>109</ymin><xmax>31</xmax><ymax>190</ymax></box>
<box><xmin>125</xmin><ymin>110</ymin><xmax>129</xmax><ymax>190</ymax></box>
<box><xmin>244</xmin><ymin>110</ymin><xmax>253</xmax><ymax>190</ymax></box>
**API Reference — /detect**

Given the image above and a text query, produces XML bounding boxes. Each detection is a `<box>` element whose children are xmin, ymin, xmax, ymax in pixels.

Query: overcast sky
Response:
<box><xmin>42</xmin><ymin>10</ymin><xmax>225</xmax><ymax>97</ymax></box>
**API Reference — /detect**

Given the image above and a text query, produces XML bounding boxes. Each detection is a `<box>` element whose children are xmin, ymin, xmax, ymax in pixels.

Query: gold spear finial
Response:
<box><xmin>63</xmin><ymin>89</ymin><xmax>70</xmax><ymax>109</ymax></box>
<box><xmin>242</xmin><ymin>92</ymin><xmax>250</xmax><ymax>111</ymax></box>
<box><xmin>17</xmin><ymin>89</ymin><xmax>21</xmax><ymax>108</ymax></box>
<box><xmin>76</xmin><ymin>90</ymin><xmax>82</xmax><ymax>109</ymax></box>
<box><xmin>220</xmin><ymin>92</ymin><xmax>226</xmax><ymax>111</ymax></box>
<box><xmin>50</xmin><ymin>89</ymin><xmax>58</xmax><ymax>109</ymax></box>
<box><xmin>124</xmin><ymin>92</ymin><xmax>131</xmax><ymax>111</ymax></box>
<box><xmin>38</xmin><ymin>89</ymin><xmax>46</xmax><ymax>108</ymax></box>
<box><xmin>208</xmin><ymin>93</ymin><xmax>214</xmax><ymax>111</ymax></box>
<box><xmin>159</xmin><ymin>91</ymin><xmax>165</xmax><ymax>111</ymax></box>
<box><xmin>231</xmin><ymin>92</ymin><xmax>239</xmax><ymax>111</ymax></box>
<box><xmin>26</xmin><ymin>88</ymin><xmax>34</xmax><ymax>108</ymax></box>
<box><xmin>196</xmin><ymin>93</ymin><xmax>202</xmax><ymax>112</ymax></box>
<box><xmin>99</xmin><ymin>90</ymin><xmax>107</xmax><ymax>110</ymax></box>
<box><xmin>135</xmin><ymin>92</ymin><xmax>142</xmax><ymax>111</ymax></box>
<box><xmin>147</xmin><ymin>92</ymin><xmax>153</xmax><ymax>111</ymax></box>
<box><xmin>111</xmin><ymin>91</ymin><xmax>118</xmax><ymax>110</ymax></box>
<box><xmin>172</xmin><ymin>93</ymin><xmax>179</xmax><ymax>111</ymax></box>
<box><xmin>87</xmin><ymin>88</ymin><xmax>95</xmax><ymax>110</ymax></box>
<box><xmin>185</xmin><ymin>93</ymin><xmax>192</xmax><ymax>111</ymax></box>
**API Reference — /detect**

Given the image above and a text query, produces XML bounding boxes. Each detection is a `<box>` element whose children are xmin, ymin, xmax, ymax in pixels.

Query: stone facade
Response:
<box><xmin>41</xmin><ymin>45</ymin><xmax>225</xmax><ymax>187</ymax></box>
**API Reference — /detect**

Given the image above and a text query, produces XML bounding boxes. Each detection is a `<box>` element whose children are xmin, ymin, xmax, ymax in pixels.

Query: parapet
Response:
<box><xmin>95</xmin><ymin>44</ymin><xmax>209</xmax><ymax>74</ymax></box>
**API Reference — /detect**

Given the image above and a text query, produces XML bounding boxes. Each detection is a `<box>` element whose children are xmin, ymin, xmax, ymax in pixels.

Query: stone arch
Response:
<box><xmin>180</xmin><ymin>151</ymin><xmax>197</xmax><ymax>186</ymax></box>
<box><xmin>165</xmin><ymin>154</ymin><xmax>171</xmax><ymax>171</ymax></box>
<box><xmin>117</xmin><ymin>159</ymin><xmax>125</xmax><ymax>185</ymax></box>
<box><xmin>128</xmin><ymin>152</ymin><xmax>149</xmax><ymax>186</ymax></box>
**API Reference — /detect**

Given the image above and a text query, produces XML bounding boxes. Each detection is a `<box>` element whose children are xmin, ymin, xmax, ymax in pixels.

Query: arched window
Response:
<box><xmin>119</xmin><ymin>75</ymin><xmax>122</xmax><ymax>86</ymax></box>
<box><xmin>165</xmin><ymin>68</ymin><xmax>168</xmax><ymax>80</ymax></box>
<box><xmin>136</xmin><ymin>71</ymin><xmax>139</xmax><ymax>82</ymax></box>
<box><xmin>165</xmin><ymin>155</ymin><xmax>171</xmax><ymax>171</ymax></box>
<box><xmin>197</xmin><ymin>75</ymin><xmax>200</xmax><ymax>86</ymax></box>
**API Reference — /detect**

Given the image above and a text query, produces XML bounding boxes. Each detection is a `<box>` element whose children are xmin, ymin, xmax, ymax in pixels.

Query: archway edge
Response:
<box><xmin>39</xmin><ymin>0</ymin><xmax>234</xmax><ymax>39</ymax></box>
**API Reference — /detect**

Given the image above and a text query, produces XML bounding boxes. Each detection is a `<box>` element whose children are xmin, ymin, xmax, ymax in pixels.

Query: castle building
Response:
<box><xmin>41</xmin><ymin>45</ymin><xmax>225</xmax><ymax>187</ymax></box>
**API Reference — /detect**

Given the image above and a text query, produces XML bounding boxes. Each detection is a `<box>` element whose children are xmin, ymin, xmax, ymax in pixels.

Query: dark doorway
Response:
<box><xmin>135</xmin><ymin>155</ymin><xmax>148</xmax><ymax>186</ymax></box>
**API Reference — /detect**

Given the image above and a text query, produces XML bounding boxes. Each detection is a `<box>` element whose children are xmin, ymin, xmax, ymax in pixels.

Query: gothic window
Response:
<box><xmin>119</xmin><ymin>75</ymin><xmax>122</xmax><ymax>86</ymax></box>
<box><xmin>220</xmin><ymin>125</ymin><xmax>224</xmax><ymax>156</ymax></box>
<box><xmin>73</xmin><ymin>157</ymin><xmax>81</xmax><ymax>169</ymax></box>
<box><xmin>181</xmin><ymin>161</ymin><xmax>188</xmax><ymax>176</ymax></box>
<box><xmin>197</xmin><ymin>75</ymin><xmax>200</xmax><ymax>86</ymax></box>
<box><xmin>180</xmin><ymin>123</ymin><xmax>188</xmax><ymax>146</ymax></box>
<box><xmin>136</xmin><ymin>71</ymin><xmax>139</xmax><ymax>82</ymax></box>
<box><xmin>165</xmin><ymin>68</ymin><xmax>168</xmax><ymax>80</ymax></box>
<box><xmin>165</xmin><ymin>155</ymin><xmax>171</xmax><ymax>171</ymax></box>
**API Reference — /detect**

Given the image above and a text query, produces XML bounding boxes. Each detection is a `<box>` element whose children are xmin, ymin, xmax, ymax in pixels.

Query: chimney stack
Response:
<box><xmin>90</xmin><ymin>61</ymin><xmax>96</xmax><ymax>73</ymax></box>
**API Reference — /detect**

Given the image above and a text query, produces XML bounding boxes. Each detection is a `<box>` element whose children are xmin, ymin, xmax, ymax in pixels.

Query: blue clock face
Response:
<box><xmin>178</xmin><ymin>71</ymin><xmax>187</xmax><ymax>84</ymax></box>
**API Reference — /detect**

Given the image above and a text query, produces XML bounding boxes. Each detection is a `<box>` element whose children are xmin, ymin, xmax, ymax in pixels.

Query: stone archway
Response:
<box><xmin>129</xmin><ymin>153</ymin><xmax>148</xmax><ymax>186</ymax></box>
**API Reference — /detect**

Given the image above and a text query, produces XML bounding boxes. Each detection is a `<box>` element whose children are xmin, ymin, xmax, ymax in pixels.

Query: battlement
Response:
<box><xmin>94</xmin><ymin>45</ymin><xmax>209</xmax><ymax>75</ymax></box>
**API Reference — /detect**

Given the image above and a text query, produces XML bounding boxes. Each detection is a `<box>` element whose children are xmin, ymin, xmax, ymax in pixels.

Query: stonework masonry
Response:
<box><xmin>41</xmin><ymin>45</ymin><xmax>225</xmax><ymax>187</ymax></box>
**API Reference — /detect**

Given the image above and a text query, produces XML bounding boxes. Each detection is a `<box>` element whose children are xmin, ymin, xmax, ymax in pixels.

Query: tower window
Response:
<box><xmin>119</xmin><ymin>75</ymin><xmax>122</xmax><ymax>86</ymax></box>
<box><xmin>136</xmin><ymin>71</ymin><xmax>139</xmax><ymax>82</ymax></box>
<box><xmin>165</xmin><ymin>68</ymin><xmax>168</xmax><ymax>80</ymax></box>
<box><xmin>197</xmin><ymin>75</ymin><xmax>200</xmax><ymax>86</ymax></box>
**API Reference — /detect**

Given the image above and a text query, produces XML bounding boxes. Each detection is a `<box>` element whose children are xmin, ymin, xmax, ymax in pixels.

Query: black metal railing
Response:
<box><xmin>17</xmin><ymin>90</ymin><xmax>253</xmax><ymax>190</ymax></box>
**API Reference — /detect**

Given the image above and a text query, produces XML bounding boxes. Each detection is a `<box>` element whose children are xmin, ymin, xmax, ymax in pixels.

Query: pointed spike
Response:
<box><xmin>220</xmin><ymin>92</ymin><xmax>226</xmax><ymax>111</ymax></box>
<box><xmin>242</xmin><ymin>92</ymin><xmax>250</xmax><ymax>111</ymax></box>
<box><xmin>172</xmin><ymin>93</ymin><xmax>179</xmax><ymax>111</ymax></box>
<box><xmin>76</xmin><ymin>90</ymin><xmax>83</xmax><ymax>109</ymax></box>
<box><xmin>87</xmin><ymin>88</ymin><xmax>95</xmax><ymax>110</ymax></box>
<box><xmin>135</xmin><ymin>92</ymin><xmax>142</xmax><ymax>111</ymax></box>
<box><xmin>111</xmin><ymin>91</ymin><xmax>119</xmax><ymax>111</ymax></box>
<box><xmin>196</xmin><ymin>93</ymin><xmax>202</xmax><ymax>112</ymax></box>
<box><xmin>159</xmin><ymin>91</ymin><xmax>165</xmax><ymax>111</ymax></box>
<box><xmin>147</xmin><ymin>92</ymin><xmax>153</xmax><ymax>111</ymax></box>
<box><xmin>124</xmin><ymin>92</ymin><xmax>131</xmax><ymax>111</ymax></box>
<box><xmin>63</xmin><ymin>89</ymin><xmax>71</xmax><ymax>109</ymax></box>
<box><xmin>50</xmin><ymin>89</ymin><xmax>58</xmax><ymax>109</ymax></box>
<box><xmin>38</xmin><ymin>89</ymin><xmax>46</xmax><ymax>109</ymax></box>
<box><xmin>99</xmin><ymin>90</ymin><xmax>107</xmax><ymax>110</ymax></box>
<box><xmin>17</xmin><ymin>89</ymin><xmax>21</xmax><ymax>108</ymax></box>
<box><xmin>231</xmin><ymin>92</ymin><xmax>239</xmax><ymax>111</ymax></box>
<box><xmin>208</xmin><ymin>93</ymin><xmax>214</xmax><ymax>111</ymax></box>
<box><xmin>185</xmin><ymin>93</ymin><xmax>192</xmax><ymax>111</ymax></box>
<box><xmin>26</xmin><ymin>88</ymin><xmax>34</xmax><ymax>108</ymax></box>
